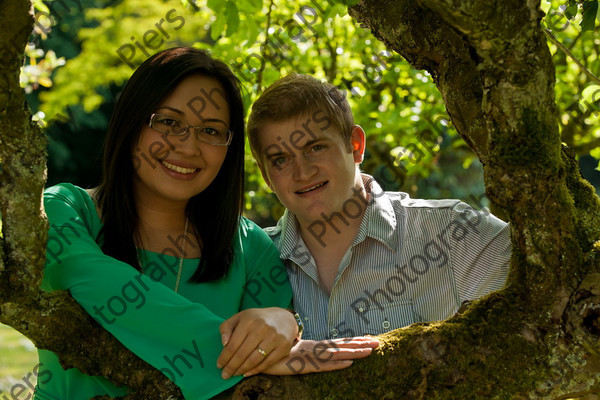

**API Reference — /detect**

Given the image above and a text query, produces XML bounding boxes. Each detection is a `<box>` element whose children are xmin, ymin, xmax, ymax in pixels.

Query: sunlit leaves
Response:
<box><xmin>20</xmin><ymin>45</ymin><xmax>65</xmax><ymax>93</ymax></box>
<box><xmin>25</xmin><ymin>0</ymin><xmax>600</xmax><ymax>223</ymax></box>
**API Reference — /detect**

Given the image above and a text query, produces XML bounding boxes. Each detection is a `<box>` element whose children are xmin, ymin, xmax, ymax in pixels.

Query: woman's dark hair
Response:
<box><xmin>97</xmin><ymin>47</ymin><xmax>245</xmax><ymax>282</ymax></box>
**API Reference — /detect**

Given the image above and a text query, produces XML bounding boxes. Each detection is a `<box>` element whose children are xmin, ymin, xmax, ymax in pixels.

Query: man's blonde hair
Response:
<box><xmin>247</xmin><ymin>73</ymin><xmax>355</xmax><ymax>166</ymax></box>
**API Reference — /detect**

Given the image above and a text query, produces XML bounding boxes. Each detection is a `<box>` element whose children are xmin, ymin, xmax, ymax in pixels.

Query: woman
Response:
<box><xmin>36</xmin><ymin>47</ymin><xmax>377</xmax><ymax>400</ymax></box>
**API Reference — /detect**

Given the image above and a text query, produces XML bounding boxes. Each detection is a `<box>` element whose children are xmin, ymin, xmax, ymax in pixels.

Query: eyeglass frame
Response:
<box><xmin>147</xmin><ymin>113</ymin><xmax>233</xmax><ymax>146</ymax></box>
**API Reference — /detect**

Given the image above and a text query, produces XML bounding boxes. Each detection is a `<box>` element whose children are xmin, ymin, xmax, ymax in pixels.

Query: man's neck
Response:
<box><xmin>296</xmin><ymin>178</ymin><xmax>371</xmax><ymax>294</ymax></box>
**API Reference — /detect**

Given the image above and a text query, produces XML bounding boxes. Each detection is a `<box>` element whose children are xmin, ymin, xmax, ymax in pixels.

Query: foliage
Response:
<box><xmin>0</xmin><ymin>324</ymin><xmax>37</xmax><ymax>394</ymax></box>
<box><xmin>22</xmin><ymin>0</ymin><xmax>600</xmax><ymax>226</ymax></box>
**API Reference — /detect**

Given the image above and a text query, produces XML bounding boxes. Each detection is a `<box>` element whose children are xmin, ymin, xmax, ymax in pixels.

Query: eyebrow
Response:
<box><xmin>264</xmin><ymin>138</ymin><xmax>324</xmax><ymax>158</ymax></box>
<box><xmin>155</xmin><ymin>107</ymin><xmax>228</xmax><ymax>126</ymax></box>
<box><xmin>265</xmin><ymin>151</ymin><xmax>285</xmax><ymax>158</ymax></box>
<box><xmin>201</xmin><ymin>118</ymin><xmax>228</xmax><ymax>126</ymax></box>
<box><xmin>155</xmin><ymin>106</ymin><xmax>184</xmax><ymax>115</ymax></box>
<box><xmin>304</xmin><ymin>139</ymin><xmax>321</xmax><ymax>148</ymax></box>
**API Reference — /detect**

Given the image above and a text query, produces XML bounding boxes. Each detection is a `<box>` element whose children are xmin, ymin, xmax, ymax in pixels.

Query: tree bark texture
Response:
<box><xmin>0</xmin><ymin>0</ymin><xmax>599</xmax><ymax>399</ymax></box>
<box><xmin>0</xmin><ymin>1</ymin><xmax>183</xmax><ymax>398</ymax></box>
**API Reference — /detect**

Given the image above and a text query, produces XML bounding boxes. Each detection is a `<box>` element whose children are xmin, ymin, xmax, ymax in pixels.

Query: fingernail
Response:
<box><xmin>244</xmin><ymin>372</ymin><xmax>254</xmax><ymax>377</ymax></box>
<box><xmin>222</xmin><ymin>371</ymin><xmax>230</xmax><ymax>380</ymax></box>
<box><xmin>216</xmin><ymin>362</ymin><xmax>223</xmax><ymax>369</ymax></box>
<box><xmin>221</xmin><ymin>334</ymin><xmax>229</xmax><ymax>346</ymax></box>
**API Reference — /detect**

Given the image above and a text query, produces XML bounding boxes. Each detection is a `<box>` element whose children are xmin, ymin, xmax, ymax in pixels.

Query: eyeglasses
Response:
<box><xmin>148</xmin><ymin>113</ymin><xmax>233</xmax><ymax>146</ymax></box>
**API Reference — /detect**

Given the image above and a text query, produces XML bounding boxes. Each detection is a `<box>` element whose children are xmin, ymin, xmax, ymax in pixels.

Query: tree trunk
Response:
<box><xmin>1</xmin><ymin>0</ymin><xmax>598</xmax><ymax>399</ymax></box>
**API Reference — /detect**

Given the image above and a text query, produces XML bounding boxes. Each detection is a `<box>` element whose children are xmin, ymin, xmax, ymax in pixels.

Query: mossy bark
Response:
<box><xmin>0</xmin><ymin>0</ymin><xmax>599</xmax><ymax>399</ymax></box>
<box><xmin>0</xmin><ymin>1</ymin><xmax>182</xmax><ymax>398</ymax></box>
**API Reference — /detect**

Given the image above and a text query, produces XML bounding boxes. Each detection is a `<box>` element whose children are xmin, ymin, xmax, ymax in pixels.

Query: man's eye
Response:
<box><xmin>311</xmin><ymin>144</ymin><xmax>324</xmax><ymax>152</ymax></box>
<box><xmin>272</xmin><ymin>156</ymin><xmax>287</xmax><ymax>166</ymax></box>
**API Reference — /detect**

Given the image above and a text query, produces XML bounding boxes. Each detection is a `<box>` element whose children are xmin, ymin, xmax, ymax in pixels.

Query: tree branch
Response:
<box><xmin>255</xmin><ymin>0</ymin><xmax>275</xmax><ymax>94</ymax></box>
<box><xmin>544</xmin><ymin>27</ymin><xmax>600</xmax><ymax>85</ymax></box>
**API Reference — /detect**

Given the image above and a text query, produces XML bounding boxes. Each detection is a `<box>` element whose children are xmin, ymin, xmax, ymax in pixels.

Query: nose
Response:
<box><xmin>292</xmin><ymin>154</ymin><xmax>317</xmax><ymax>181</ymax></box>
<box><xmin>173</xmin><ymin>129</ymin><xmax>204</xmax><ymax>155</ymax></box>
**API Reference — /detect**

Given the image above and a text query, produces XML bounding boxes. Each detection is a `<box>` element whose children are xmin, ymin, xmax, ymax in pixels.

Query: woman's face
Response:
<box><xmin>132</xmin><ymin>74</ymin><xmax>230</xmax><ymax>206</ymax></box>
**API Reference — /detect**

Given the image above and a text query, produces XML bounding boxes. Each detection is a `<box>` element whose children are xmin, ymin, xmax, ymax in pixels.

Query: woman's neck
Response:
<box><xmin>133</xmin><ymin>188</ymin><xmax>200</xmax><ymax>257</ymax></box>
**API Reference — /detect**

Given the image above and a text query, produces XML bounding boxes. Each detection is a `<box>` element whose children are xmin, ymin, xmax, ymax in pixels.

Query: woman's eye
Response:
<box><xmin>158</xmin><ymin>117</ymin><xmax>180</xmax><ymax>128</ymax></box>
<box><xmin>201</xmin><ymin>127</ymin><xmax>220</xmax><ymax>136</ymax></box>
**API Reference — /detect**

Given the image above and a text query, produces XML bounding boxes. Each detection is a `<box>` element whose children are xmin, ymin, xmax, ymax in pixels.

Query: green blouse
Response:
<box><xmin>34</xmin><ymin>183</ymin><xmax>292</xmax><ymax>400</ymax></box>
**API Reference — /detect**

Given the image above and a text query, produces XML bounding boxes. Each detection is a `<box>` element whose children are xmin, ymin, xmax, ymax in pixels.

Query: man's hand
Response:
<box><xmin>217</xmin><ymin>307</ymin><xmax>298</xmax><ymax>379</ymax></box>
<box><xmin>252</xmin><ymin>336</ymin><xmax>380</xmax><ymax>376</ymax></box>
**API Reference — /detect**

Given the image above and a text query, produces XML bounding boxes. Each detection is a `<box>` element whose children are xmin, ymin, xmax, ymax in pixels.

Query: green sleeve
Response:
<box><xmin>237</xmin><ymin>218</ymin><xmax>293</xmax><ymax>310</ymax></box>
<box><xmin>43</xmin><ymin>186</ymin><xmax>242</xmax><ymax>400</ymax></box>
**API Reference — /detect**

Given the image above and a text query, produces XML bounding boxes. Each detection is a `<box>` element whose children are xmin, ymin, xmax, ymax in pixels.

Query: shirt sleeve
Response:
<box><xmin>238</xmin><ymin>218</ymin><xmax>293</xmax><ymax>310</ymax></box>
<box><xmin>447</xmin><ymin>202</ymin><xmax>511</xmax><ymax>303</ymax></box>
<box><xmin>42</xmin><ymin>186</ymin><xmax>242</xmax><ymax>400</ymax></box>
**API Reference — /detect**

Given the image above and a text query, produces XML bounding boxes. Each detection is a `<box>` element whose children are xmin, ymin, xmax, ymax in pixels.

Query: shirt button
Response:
<box><xmin>382</xmin><ymin>320</ymin><xmax>391</xmax><ymax>329</ymax></box>
<box><xmin>358</xmin><ymin>307</ymin><xmax>365</xmax><ymax>313</ymax></box>
<box><xmin>331</xmin><ymin>328</ymin><xmax>339</xmax><ymax>337</ymax></box>
<box><xmin>304</xmin><ymin>316</ymin><xmax>309</xmax><ymax>321</ymax></box>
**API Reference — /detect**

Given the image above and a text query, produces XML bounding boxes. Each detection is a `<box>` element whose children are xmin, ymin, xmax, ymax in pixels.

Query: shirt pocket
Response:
<box><xmin>348</xmin><ymin>299</ymin><xmax>416</xmax><ymax>336</ymax></box>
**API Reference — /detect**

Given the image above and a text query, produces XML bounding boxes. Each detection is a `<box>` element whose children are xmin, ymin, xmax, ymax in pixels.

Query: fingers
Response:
<box><xmin>218</xmin><ymin>308</ymin><xmax>299</xmax><ymax>379</ymax></box>
<box><xmin>239</xmin><ymin>345</ymin><xmax>282</xmax><ymax>377</ymax></box>
<box><xmin>320</xmin><ymin>337</ymin><xmax>380</xmax><ymax>361</ymax></box>
<box><xmin>216</xmin><ymin>314</ymin><xmax>241</xmax><ymax>370</ymax></box>
<box><xmin>217</xmin><ymin>316</ymin><xmax>289</xmax><ymax>379</ymax></box>
<box><xmin>310</xmin><ymin>359</ymin><xmax>354</xmax><ymax>372</ymax></box>
<box><xmin>329</xmin><ymin>336</ymin><xmax>380</xmax><ymax>349</ymax></box>
<box><xmin>231</xmin><ymin>331</ymin><xmax>291</xmax><ymax>377</ymax></box>
<box><xmin>219</xmin><ymin>313</ymin><xmax>239</xmax><ymax>348</ymax></box>
<box><xmin>217</xmin><ymin>326</ymin><xmax>256</xmax><ymax>379</ymax></box>
<box><xmin>322</xmin><ymin>346</ymin><xmax>375</xmax><ymax>360</ymax></box>
<box><xmin>261</xmin><ymin>337</ymin><xmax>380</xmax><ymax>376</ymax></box>
<box><xmin>286</xmin><ymin>337</ymin><xmax>378</xmax><ymax>373</ymax></box>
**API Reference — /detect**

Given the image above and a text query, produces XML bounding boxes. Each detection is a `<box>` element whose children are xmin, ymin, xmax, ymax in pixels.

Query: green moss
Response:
<box><xmin>295</xmin><ymin>291</ymin><xmax>559</xmax><ymax>400</ymax></box>
<box><xmin>492</xmin><ymin>107</ymin><xmax>560</xmax><ymax>172</ymax></box>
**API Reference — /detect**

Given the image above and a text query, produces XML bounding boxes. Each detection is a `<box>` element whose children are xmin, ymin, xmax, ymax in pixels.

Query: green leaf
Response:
<box><xmin>207</xmin><ymin>0</ymin><xmax>225</xmax><ymax>13</ymax></box>
<box><xmin>225</xmin><ymin>2</ymin><xmax>240</xmax><ymax>36</ymax></box>
<box><xmin>581</xmin><ymin>84</ymin><xmax>600</xmax><ymax>105</ymax></box>
<box><xmin>211</xmin><ymin>13</ymin><xmax>227</xmax><ymax>40</ymax></box>
<box><xmin>240</xmin><ymin>0</ymin><xmax>263</xmax><ymax>12</ymax></box>
<box><xmin>32</xmin><ymin>0</ymin><xmax>50</xmax><ymax>14</ymax></box>
<box><xmin>581</xmin><ymin>0</ymin><xmax>598</xmax><ymax>32</ymax></box>
<box><xmin>565</xmin><ymin>3</ymin><xmax>578</xmax><ymax>19</ymax></box>
<box><xmin>244</xmin><ymin>17</ymin><xmax>260</xmax><ymax>47</ymax></box>
<box><xmin>322</xmin><ymin>3</ymin><xmax>346</xmax><ymax>20</ymax></box>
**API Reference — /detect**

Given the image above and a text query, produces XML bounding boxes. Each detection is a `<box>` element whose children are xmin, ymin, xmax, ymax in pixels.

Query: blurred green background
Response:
<box><xmin>3</xmin><ymin>0</ymin><xmax>600</xmax><ymax>395</ymax></box>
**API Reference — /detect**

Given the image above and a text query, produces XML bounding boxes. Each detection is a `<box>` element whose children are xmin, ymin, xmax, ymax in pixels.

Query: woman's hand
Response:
<box><xmin>217</xmin><ymin>307</ymin><xmax>298</xmax><ymax>379</ymax></box>
<box><xmin>253</xmin><ymin>336</ymin><xmax>380</xmax><ymax>376</ymax></box>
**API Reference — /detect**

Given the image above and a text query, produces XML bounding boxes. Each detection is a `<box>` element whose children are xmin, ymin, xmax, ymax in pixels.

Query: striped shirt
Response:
<box><xmin>264</xmin><ymin>175</ymin><xmax>511</xmax><ymax>340</ymax></box>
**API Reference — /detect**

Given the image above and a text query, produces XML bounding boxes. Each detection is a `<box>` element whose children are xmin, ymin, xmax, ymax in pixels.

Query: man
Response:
<box><xmin>247</xmin><ymin>73</ymin><xmax>510</xmax><ymax>340</ymax></box>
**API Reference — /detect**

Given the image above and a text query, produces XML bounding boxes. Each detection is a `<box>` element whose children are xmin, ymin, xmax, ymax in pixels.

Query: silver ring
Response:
<box><xmin>257</xmin><ymin>347</ymin><xmax>267</xmax><ymax>357</ymax></box>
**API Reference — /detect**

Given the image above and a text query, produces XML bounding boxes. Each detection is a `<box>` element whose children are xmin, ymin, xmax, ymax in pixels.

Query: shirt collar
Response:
<box><xmin>278</xmin><ymin>174</ymin><xmax>400</xmax><ymax>259</ymax></box>
<box><xmin>354</xmin><ymin>174</ymin><xmax>399</xmax><ymax>251</ymax></box>
<box><xmin>277</xmin><ymin>208</ymin><xmax>303</xmax><ymax>260</ymax></box>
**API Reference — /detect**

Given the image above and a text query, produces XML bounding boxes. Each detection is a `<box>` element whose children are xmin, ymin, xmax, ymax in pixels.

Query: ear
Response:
<box><xmin>350</xmin><ymin>125</ymin><xmax>366</xmax><ymax>163</ymax></box>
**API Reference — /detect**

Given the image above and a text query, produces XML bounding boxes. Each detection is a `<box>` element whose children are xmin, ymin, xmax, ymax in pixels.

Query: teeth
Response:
<box><xmin>297</xmin><ymin>182</ymin><xmax>326</xmax><ymax>193</ymax></box>
<box><xmin>162</xmin><ymin>160</ymin><xmax>197</xmax><ymax>174</ymax></box>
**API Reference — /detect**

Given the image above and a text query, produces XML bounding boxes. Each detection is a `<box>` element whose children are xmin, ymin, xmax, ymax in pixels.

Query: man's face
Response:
<box><xmin>257</xmin><ymin>112</ymin><xmax>365</xmax><ymax>228</ymax></box>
